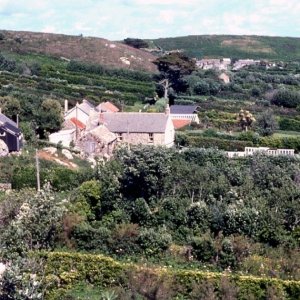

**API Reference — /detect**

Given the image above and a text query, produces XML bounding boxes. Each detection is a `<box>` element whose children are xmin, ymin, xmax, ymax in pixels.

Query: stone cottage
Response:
<box><xmin>76</xmin><ymin>124</ymin><xmax>117</xmax><ymax>158</ymax></box>
<box><xmin>101</xmin><ymin>111</ymin><xmax>175</xmax><ymax>147</ymax></box>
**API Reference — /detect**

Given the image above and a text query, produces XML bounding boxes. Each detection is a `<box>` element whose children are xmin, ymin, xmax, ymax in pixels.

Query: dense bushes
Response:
<box><xmin>260</xmin><ymin>135</ymin><xmax>300</xmax><ymax>151</ymax></box>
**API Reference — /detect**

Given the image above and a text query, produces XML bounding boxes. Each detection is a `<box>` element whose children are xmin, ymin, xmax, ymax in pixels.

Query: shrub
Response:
<box><xmin>71</xmin><ymin>223</ymin><xmax>111</xmax><ymax>252</ymax></box>
<box><xmin>138</xmin><ymin>227</ymin><xmax>172</xmax><ymax>256</ymax></box>
<box><xmin>279</xmin><ymin>118</ymin><xmax>300</xmax><ymax>132</ymax></box>
<box><xmin>271</xmin><ymin>89</ymin><xmax>300</xmax><ymax>108</ymax></box>
<box><xmin>191</xmin><ymin>235</ymin><xmax>216</xmax><ymax>262</ymax></box>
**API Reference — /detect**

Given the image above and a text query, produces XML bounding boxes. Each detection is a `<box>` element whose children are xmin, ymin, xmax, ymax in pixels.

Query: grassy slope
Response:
<box><xmin>149</xmin><ymin>35</ymin><xmax>300</xmax><ymax>60</ymax></box>
<box><xmin>0</xmin><ymin>30</ymin><xmax>157</xmax><ymax>72</ymax></box>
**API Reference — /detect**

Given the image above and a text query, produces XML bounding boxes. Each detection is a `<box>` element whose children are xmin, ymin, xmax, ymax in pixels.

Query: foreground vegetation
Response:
<box><xmin>0</xmin><ymin>146</ymin><xmax>299</xmax><ymax>299</ymax></box>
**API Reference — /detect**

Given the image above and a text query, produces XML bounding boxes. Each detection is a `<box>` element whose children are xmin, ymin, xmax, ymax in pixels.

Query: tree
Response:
<box><xmin>1</xmin><ymin>97</ymin><xmax>21</xmax><ymax>122</ymax></box>
<box><xmin>256</xmin><ymin>109</ymin><xmax>278</xmax><ymax>136</ymax></box>
<box><xmin>154</xmin><ymin>52</ymin><xmax>196</xmax><ymax>99</ymax></box>
<box><xmin>35</xmin><ymin>99</ymin><xmax>63</xmax><ymax>138</ymax></box>
<box><xmin>124</xmin><ymin>38</ymin><xmax>149</xmax><ymax>49</ymax></box>
<box><xmin>237</xmin><ymin>109</ymin><xmax>255</xmax><ymax>132</ymax></box>
<box><xmin>115</xmin><ymin>145</ymin><xmax>174</xmax><ymax>201</ymax></box>
<box><xmin>271</xmin><ymin>89</ymin><xmax>300</xmax><ymax>108</ymax></box>
<box><xmin>0</xmin><ymin>188</ymin><xmax>67</xmax><ymax>258</ymax></box>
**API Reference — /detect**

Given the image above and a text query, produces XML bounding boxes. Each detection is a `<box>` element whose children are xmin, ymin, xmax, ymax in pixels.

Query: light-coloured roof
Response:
<box><xmin>97</xmin><ymin>101</ymin><xmax>119</xmax><ymax>113</ymax></box>
<box><xmin>65</xmin><ymin>99</ymin><xmax>95</xmax><ymax>116</ymax></box>
<box><xmin>102</xmin><ymin>112</ymin><xmax>170</xmax><ymax>133</ymax></box>
<box><xmin>89</xmin><ymin>125</ymin><xmax>117</xmax><ymax>144</ymax></box>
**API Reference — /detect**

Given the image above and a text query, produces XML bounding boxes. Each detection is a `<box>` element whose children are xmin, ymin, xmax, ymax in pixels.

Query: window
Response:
<box><xmin>149</xmin><ymin>133</ymin><xmax>154</xmax><ymax>143</ymax></box>
<box><xmin>117</xmin><ymin>133</ymin><xmax>123</xmax><ymax>141</ymax></box>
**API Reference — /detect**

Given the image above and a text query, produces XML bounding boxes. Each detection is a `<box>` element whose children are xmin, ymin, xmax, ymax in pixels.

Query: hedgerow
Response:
<box><xmin>37</xmin><ymin>251</ymin><xmax>300</xmax><ymax>300</ymax></box>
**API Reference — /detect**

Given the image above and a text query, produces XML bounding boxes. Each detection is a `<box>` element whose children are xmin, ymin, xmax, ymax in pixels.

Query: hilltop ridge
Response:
<box><xmin>148</xmin><ymin>35</ymin><xmax>300</xmax><ymax>60</ymax></box>
<box><xmin>0</xmin><ymin>30</ymin><xmax>157</xmax><ymax>72</ymax></box>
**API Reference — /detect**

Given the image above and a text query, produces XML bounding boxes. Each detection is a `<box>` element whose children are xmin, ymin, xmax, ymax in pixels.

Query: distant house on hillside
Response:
<box><xmin>196</xmin><ymin>58</ymin><xmax>231</xmax><ymax>71</ymax></box>
<box><xmin>0</xmin><ymin>112</ymin><xmax>23</xmax><ymax>152</ymax></box>
<box><xmin>170</xmin><ymin>105</ymin><xmax>200</xmax><ymax>128</ymax></box>
<box><xmin>232</xmin><ymin>59</ymin><xmax>260</xmax><ymax>70</ymax></box>
<box><xmin>101</xmin><ymin>111</ymin><xmax>175</xmax><ymax>147</ymax></box>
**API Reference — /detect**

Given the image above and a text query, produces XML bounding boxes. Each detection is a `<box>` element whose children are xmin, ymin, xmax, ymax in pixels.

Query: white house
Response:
<box><xmin>49</xmin><ymin>129</ymin><xmax>76</xmax><ymax>147</ymax></box>
<box><xmin>64</xmin><ymin>99</ymin><xmax>96</xmax><ymax>126</ymax></box>
<box><xmin>227</xmin><ymin>147</ymin><xmax>295</xmax><ymax>158</ymax></box>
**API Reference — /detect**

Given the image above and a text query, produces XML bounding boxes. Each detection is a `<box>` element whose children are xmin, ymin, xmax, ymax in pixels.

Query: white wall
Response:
<box><xmin>49</xmin><ymin>129</ymin><xmax>75</xmax><ymax>147</ymax></box>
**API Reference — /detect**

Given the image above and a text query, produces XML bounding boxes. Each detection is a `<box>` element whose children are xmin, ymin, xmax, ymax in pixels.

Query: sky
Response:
<box><xmin>0</xmin><ymin>0</ymin><xmax>299</xmax><ymax>40</ymax></box>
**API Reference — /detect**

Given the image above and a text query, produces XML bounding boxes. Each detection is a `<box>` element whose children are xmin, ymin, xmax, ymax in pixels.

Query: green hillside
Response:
<box><xmin>150</xmin><ymin>35</ymin><xmax>300</xmax><ymax>60</ymax></box>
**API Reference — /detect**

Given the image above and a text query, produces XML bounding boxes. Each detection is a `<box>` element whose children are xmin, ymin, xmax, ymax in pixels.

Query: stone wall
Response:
<box><xmin>121</xmin><ymin>133</ymin><xmax>165</xmax><ymax>146</ymax></box>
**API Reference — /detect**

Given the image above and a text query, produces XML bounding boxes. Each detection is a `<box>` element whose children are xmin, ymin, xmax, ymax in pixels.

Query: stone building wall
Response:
<box><xmin>76</xmin><ymin>133</ymin><xmax>116</xmax><ymax>158</ymax></box>
<box><xmin>121</xmin><ymin>133</ymin><xmax>166</xmax><ymax>146</ymax></box>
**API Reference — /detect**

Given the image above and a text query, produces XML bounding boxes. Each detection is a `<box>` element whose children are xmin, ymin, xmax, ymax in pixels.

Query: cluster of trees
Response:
<box><xmin>65</xmin><ymin>147</ymin><xmax>300</xmax><ymax>276</ymax></box>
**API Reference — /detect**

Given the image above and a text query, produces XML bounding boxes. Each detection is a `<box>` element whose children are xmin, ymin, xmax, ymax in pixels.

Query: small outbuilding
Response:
<box><xmin>0</xmin><ymin>112</ymin><xmax>22</xmax><ymax>152</ymax></box>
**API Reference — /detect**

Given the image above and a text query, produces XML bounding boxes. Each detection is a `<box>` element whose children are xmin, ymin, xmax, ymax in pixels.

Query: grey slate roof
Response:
<box><xmin>89</xmin><ymin>125</ymin><xmax>117</xmax><ymax>144</ymax></box>
<box><xmin>102</xmin><ymin>112</ymin><xmax>169</xmax><ymax>133</ymax></box>
<box><xmin>0</xmin><ymin>113</ymin><xmax>20</xmax><ymax>136</ymax></box>
<box><xmin>170</xmin><ymin>105</ymin><xmax>199</xmax><ymax>115</ymax></box>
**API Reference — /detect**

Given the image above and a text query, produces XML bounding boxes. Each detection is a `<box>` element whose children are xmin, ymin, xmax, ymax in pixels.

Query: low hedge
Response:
<box><xmin>260</xmin><ymin>136</ymin><xmax>300</xmax><ymax>152</ymax></box>
<box><xmin>38</xmin><ymin>251</ymin><xmax>300</xmax><ymax>300</ymax></box>
<box><xmin>279</xmin><ymin>118</ymin><xmax>300</xmax><ymax>132</ymax></box>
<box><xmin>176</xmin><ymin>133</ymin><xmax>253</xmax><ymax>151</ymax></box>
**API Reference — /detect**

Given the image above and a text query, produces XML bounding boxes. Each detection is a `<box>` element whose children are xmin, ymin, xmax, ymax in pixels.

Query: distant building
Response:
<box><xmin>0</xmin><ymin>112</ymin><xmax>22</xmax><ymax>152</ymax></box>
<box><xmin>232</xmin><ymin>59</ymin><xmax>260</xmax><ymax>70</ymax></box>
<box><xmin>227</xmin><ymin>147</ymin><xmax>295</xmax><ymax>158</ymax></box>
<box><xmin>196</xmin><ymin>58</ymin><xmax>231</xmax><ymax>71</ymax></box>
<box><xmin>170</xmin><ymin>105</ymin><xmax>200</xmax><ymax>125</ymax></box>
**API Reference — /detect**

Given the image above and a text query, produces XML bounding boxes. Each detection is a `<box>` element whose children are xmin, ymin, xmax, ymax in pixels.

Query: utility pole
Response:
<box><xmin>35</xmin><ymin>149</ymin><xmax>41</xmax><ymax>192</ymax></box>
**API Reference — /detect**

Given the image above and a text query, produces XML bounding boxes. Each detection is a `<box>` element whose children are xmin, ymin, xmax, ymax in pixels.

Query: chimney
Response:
<box><xmin>165</xmin><ymin>104</ymin><xmax>170</xmax><ymax>115</ymax></box>
<box><xmin>64</xmin><ymin>100</ymin><xmax>68</xmax><ymax>113</ymax></box>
